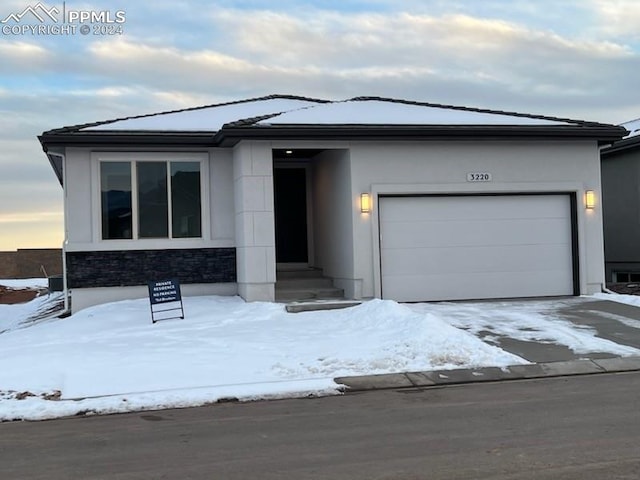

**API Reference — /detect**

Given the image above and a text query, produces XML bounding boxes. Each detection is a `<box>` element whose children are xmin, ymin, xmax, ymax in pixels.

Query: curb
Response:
<box><xmin>334</xmin><ymin>356</ymin><xmax>640</xmax><ymax>392</ymax></box>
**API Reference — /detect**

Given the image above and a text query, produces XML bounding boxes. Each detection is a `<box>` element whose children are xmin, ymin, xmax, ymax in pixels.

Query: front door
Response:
<box><xmin>274</xmin><ymin>167</ymin><xmax>308</xmax><ymax>263</ymax></box>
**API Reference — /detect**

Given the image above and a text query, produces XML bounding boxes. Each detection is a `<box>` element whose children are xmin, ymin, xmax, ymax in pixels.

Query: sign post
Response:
<box><xmin>147</xmin><ymin>278</ymin><xmax>184</xmax><ymax>324</ymax></box>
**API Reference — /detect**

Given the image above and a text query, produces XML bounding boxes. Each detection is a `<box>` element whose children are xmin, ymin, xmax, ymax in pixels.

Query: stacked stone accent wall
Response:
<box><xmin>66</xmin><ymin>248</ymin><xmax>236</xmax><ymax>288</ymax></box>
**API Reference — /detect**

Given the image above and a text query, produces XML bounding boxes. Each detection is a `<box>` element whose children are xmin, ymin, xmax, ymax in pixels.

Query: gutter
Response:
<box><xmin>214</xmin><ymin>124</ymin><xmax>629</xmax><ymax>147</ymax></box>
<box><xmin>39</xmin><ymin>124</ymin><xmax>628</xmax><ymax>151</ymax></box>
<box><xmin>38</xmin><ymin>132</ymin><xmax>217</xmax><ymax>149</ymax></box>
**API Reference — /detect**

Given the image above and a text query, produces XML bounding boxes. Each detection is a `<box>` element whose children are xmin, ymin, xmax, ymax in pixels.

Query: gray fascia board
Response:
<box><xmin>39</xmin><ymin>131</ymin><xmax>217</xmax><ymax>149</ymax></box>
<box><xmin>215</xmin><ymin>124</ymin><xmax>627</xmax><ymax>147</ymax></box>
<box><xmin>39</xmin><ymin>124</ymin><xmax>627</xmax><ymax>151</ymax></box>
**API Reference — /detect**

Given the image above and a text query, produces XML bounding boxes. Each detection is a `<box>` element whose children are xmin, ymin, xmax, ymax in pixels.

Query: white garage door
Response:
<box><xmin>379</xmin><ymin>194</ymin><xmax>575</xmax><ymax>302</ymax></box>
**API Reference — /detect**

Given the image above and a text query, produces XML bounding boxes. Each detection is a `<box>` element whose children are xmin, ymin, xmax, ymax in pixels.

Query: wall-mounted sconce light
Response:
<box><xmin>360</xmin><ymin>193</ymin><xmax>372</xmax><ymax>213</ymax></box>
<box><xmin>585</xmin><ymin>190</ymin><xmax>595</xmax><ymax>209</ymax></box>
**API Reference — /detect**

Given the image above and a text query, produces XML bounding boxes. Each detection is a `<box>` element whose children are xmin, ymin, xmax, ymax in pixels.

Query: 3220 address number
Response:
<box><xmin>467</xmin><ymin>173</ymin><xmax>492</xmax><ymax>182</ymax></box>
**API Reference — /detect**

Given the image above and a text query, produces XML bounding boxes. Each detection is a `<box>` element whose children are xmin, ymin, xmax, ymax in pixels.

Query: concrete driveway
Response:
<box><xmin>338</xmin><ymin>296</ymin><xmax>640</xmax><ymax>393</ymax></box>
<box><xmin>410</xmin><ymin>296</ymin><xmax>640</xmax><ymax>363</ymax></box>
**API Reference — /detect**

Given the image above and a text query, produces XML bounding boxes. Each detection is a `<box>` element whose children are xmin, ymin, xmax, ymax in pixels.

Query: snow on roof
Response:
<box><xmin>255</xmin><ymin>98</ymin><xmax>576</xmax><ymax>127</ymax></box>
<box><xmin>81</xmin><ymin>96</ymin><xmax>326</xmax><ymax>132</ymax></box>
<box><xmin>74</xmin><ymin>95</ymin><xmax>589</xmax><ymax>134</ymax></box>
<box><xmin>621</xmin><ymin>118</ymin><xmax>640</xmax><ymax>138</ymax></box>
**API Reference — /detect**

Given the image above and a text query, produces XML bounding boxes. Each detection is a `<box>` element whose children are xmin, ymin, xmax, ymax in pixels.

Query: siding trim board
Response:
<box><xmin>66</xmin><ymin>248</ymin><xmax>236</xmax><ymax>289</ymax></box>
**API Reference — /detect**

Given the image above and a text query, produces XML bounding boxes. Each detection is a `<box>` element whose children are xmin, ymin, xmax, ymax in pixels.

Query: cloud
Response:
<box><xmin>59</xmin><ymin>9</ymin><xmax>635</xmax><ymax>123</ymax></box>
<box><xmin>0</xmin><ymin>211</ymin><xmax>62</xmax><ymax>224</ymax></box>
<box><xmin>151</xmin><ymin>90</ymin><xmax>214</xmax><ymax>109</ymax></box>
<box><xmin>211</xmin><ymin>9</ymin><xmax>632</xmax><ymax>65</ymax></box>
<box><xmin>0</xmin><ymin>214</ymin><xmax>63</xmax><ymax>250</ymax></box>
<box><xmin>589</xmin><ymin>0</ymin><xmax>640</xmax><ymax>39</ymax></box>
<box><xmin>0</xmin><ymin>41</ymin><xmax>49</xmax><ymax>70</ymax></box>
<box><xmin>2</xmin><ymin>7</ymin><xmax>637</xmax><ymax>122</ymax></box>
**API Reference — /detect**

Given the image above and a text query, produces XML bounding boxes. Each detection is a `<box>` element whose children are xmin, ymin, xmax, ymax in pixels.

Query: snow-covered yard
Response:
<box><xmin>1</xmin><ymin>279</ymin><xmax>639</xmax><ymax>421</ymax></box>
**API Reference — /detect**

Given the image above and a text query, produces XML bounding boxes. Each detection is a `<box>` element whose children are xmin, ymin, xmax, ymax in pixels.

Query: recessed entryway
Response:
<box><xmin>272</xmin><ymin>149</ymin><xmax>345</xmax><ymax>302</ymax></box>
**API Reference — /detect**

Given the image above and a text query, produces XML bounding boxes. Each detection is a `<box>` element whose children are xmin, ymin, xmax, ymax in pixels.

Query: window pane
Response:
<box><xmin>137</xmin><ymin>162</ymin><xmax>169</xmax><ymax>238</ymax></box>
<box><xmin>171</xmin><ymin>162</ymin><xmax>202</xmax><ymax>238</ymax></box>
<box><xmin>101</xmin><ymin>162</ymin><xmax>132</xmax><ymax>239</ymax></box>
<box><xmin>616</xmin><ymin>273</ymin><xmax>630</xmax><ymax>282</ymax></box>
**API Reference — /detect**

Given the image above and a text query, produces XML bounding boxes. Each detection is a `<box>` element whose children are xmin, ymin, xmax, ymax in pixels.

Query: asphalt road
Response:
<box><xmin>2</xmin><ymin>373</ymin><xmax>640</xmax><ymax>479</ymax></box>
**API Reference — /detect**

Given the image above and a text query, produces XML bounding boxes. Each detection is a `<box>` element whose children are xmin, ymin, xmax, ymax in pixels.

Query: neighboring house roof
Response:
<box><xmin>39</xmin><ymin>94</ymin><xmax>627</xmax><ymax>182</ymax></box>
<box><xmin>601</xmin><ymin>117</ymin><xmax>640</xmax><ymax>156</ymax></box>
<box><xmin>622</xmin><ymin>118</ymin><xmax>640</xmax><ymax>138</ymax></box>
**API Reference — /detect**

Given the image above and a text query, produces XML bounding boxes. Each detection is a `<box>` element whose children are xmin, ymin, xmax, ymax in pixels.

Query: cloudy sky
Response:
<box><xmin>0</xmin><ymin>0</ymin><xmax>639</xmax><ymax>250</ymax></box>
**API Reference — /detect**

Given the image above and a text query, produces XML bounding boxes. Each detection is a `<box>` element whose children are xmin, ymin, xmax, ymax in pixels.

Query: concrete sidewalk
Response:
<box><xmin>337</xmin><ymin>297</ymin><xmax>640</xmax><ymax>392</ymax></box>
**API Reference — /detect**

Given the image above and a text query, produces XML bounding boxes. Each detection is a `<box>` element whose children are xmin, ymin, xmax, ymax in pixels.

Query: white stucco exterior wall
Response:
<box><xmin>311</xmin><ymin>149</ymin><xmax>361</xmax><ymax>297</ymax></box>
<box><xmin>63</xmin><ymin>147</ymin><xmax>235</xmax><ymax>252</ymax></box>
<box><xmin>65</xmin><ymin>148</ymin><xmax>93</xmax><ymax>244</ymax></box>
<box><xmin>232</xmin><ymin>141</ymin><xmax>276</xmax><ymax>301</ymax></box>
<box><xmin>347</xmin><ymin>140</ymin><xmax>606</xmax><ymax>298</ymax></box>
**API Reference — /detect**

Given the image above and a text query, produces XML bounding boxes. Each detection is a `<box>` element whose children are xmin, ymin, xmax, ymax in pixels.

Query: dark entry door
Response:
<box><xmin>274</xmin><ymin>168</ymin><xmax>308</xmax><ymax>263</ymax></box>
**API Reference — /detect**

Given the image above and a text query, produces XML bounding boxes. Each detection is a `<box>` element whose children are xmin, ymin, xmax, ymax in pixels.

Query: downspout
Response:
<box><xmin>46</xmin><ymin>151</ymin><xmax>71</xmax><ymax>316</ymax></box>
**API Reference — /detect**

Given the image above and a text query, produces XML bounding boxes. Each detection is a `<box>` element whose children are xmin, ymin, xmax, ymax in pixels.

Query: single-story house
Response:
<box><xmin>39</xmin><ymin>95</ymin><xmax>626</xmax><ymax>313</ymax></box>
<box><xmin>601</xmin><ymin>118</ymin><xmax>640</xmax><ymax>283</ymax></box>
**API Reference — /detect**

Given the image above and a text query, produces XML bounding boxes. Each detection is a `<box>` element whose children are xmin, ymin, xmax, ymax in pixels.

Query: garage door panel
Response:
<box><xmin>382</xmin><ymin>217</ymin><xmax>571</xmax><ymax>249</ymax></box>
<box><xmin>381</xmin><ymin>195</ymin><xmax>569</xmax><ymax>222</ymax></box>
<box><xmin>383</xmin><ymin>270</ymin><xmax>574</xmax><ymax>302</ymax></box>
<box><xmin>382</xmin><ymin>244</ymin><xmax>573</xmax><ymax>276</ymax></box>
<box><xmin>379</xmin><ymin>195</ymin><xmax>574</xmax><ymax>302</ymax></box>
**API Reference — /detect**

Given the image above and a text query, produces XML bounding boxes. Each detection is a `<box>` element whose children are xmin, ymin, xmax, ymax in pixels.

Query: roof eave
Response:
<box><xmin>39</xmin><ymin>124</ymin><xmax>627</xmax><ymax>151</ymax></box>
<box><xmin>39</xmin><ymin>131</ymin><xmax>217</xmax><ymax>150</ymax></box>
<box><xmin>215</xmin><ymin>124</ymin><xmax>627</xmax><ymax>147</ymax></box>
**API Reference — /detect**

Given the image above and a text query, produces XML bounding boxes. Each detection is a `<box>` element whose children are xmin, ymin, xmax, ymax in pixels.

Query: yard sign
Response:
<box><xmin>148</xmin><ymin>278</ymin><xmax>184</xmax><ymax>324</ymax></box>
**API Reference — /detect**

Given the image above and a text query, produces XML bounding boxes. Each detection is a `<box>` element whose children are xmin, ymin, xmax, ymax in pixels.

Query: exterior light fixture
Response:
<box><xmin>360</xmin><ymin>193</ymin><xmax>372</xmax><ymax>213</ymax></box>
<box><xmin>585</xmin><ymin>190</ymin><xmax>595</xmax><ymax>209</ymax></box>
<box><xmin>285</xmin><ymin>150</ymin><xmax>293</xmax><ymax>154</ymax></box>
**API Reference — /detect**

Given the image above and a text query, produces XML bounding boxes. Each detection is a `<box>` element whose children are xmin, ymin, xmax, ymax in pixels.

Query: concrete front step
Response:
<box><xmin>275</xmin><ymin>287</ymin><xmax>345</xmax><ymax>302</ymax></box>
<box><xmin>276</xmin><ymin>268</ymin><xmax>324</xmax><ymax>280</ymax></box>
<box><xmin>275</xmin><ymin>267</ymin><xmax>344</xmax><ymax>302</ymax></box>
<box><xmin>276</xmin><ymin>277</ymin><xmax>334</xmax><ymax>289</ymax></box>
<box><xmin>286</xmin><ymin>300</ymin><xmax>362</xmax><ymax>313</ymax></box>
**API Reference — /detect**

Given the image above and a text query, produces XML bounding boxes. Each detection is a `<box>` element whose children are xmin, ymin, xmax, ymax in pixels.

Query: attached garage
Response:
<box><xmin>379</xmin><ymin>194</ymin><xmax>578</xmax><ymax>302</ymax></box>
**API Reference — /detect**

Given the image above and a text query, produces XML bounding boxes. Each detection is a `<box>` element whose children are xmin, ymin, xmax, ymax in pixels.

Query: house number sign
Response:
<box><xmin>467</xmin><ymin>172</ymin><xmax>492</xmax><ymax>182</ymax></box>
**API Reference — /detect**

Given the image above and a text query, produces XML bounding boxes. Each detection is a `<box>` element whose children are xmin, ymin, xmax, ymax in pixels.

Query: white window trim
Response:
<box><xmin>91</xmin><ymin>151</ymin><xmax>211</xmax><ymax>249</ymax></box>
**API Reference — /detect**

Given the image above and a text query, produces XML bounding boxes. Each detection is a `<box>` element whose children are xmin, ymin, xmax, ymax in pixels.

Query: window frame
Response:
<box><xmin>614</xmin><ymin>272</ymin><xmax>640</xmax><ymax>283</ymax></box>
<box><xmin>92</xmin><ymin>152</ymin><xmax>209</xmax><ymax>245</ymax></box>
